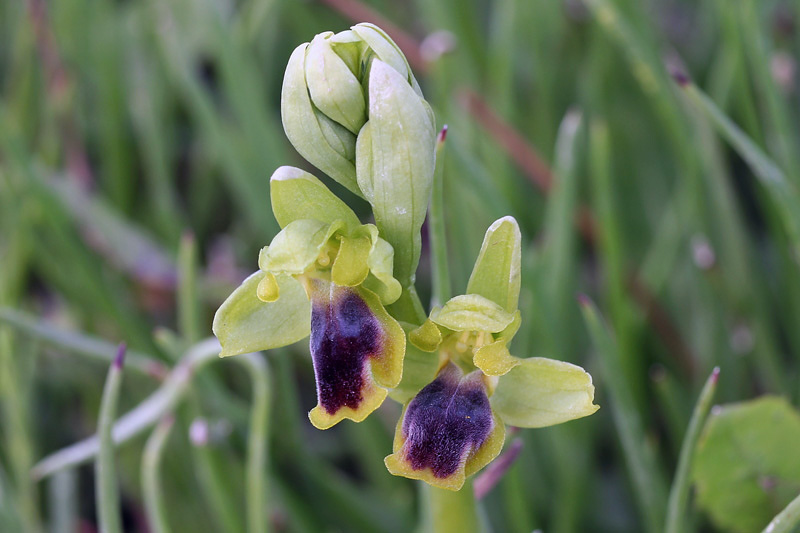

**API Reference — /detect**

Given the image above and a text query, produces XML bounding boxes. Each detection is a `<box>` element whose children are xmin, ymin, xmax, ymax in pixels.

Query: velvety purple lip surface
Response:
<box><xmin>310</xmin><ymin>284</ymin><xmax>381</xmax><ymax>415</ymax></box>
<box><xmin>401</xmin><ymin>365</ymin><xmax>493</xmax><ymax>479</ymax></box>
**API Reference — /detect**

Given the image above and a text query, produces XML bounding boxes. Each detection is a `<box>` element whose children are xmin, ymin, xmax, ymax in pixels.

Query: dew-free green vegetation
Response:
<box><xmin>2</xmin><ymin>0</ymin><xmax>800</xmax><ymax>531</ymax></box>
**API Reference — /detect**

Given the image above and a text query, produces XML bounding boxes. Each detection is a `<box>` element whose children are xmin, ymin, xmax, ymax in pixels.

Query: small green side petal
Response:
<box><xmin>467</xmin><ymin>216</ymin><xmax>522</xmax><ymax>313</ymax></box>
<box><xmin>430</xmin><ymin>294</ymin><xmax>515</xmax><ymax>333</ymax></box>
<box><xmin>281</xmin><ymin>43</ymin><xmax>361</xmax><ymax>197</ymax></box>
<box><xmin>305</xmin><ymin>34</ymin><xmax>366</xmax><ymax>134</ymax></box>
<box><xmin>270</xmin><ymin>166</ymin><xmax>361</xmax><ymax>230</ymax></box>
<box><xmin>364</xmin><ymin>231</ymin><xmax>402</xmax><ymax>304</ymax></box>
<box><xmin>259</xmin><ymin>219</ymin><xmax>335</xmax><ymax>274</ymax></box>
<box><xmin>490</xmin><ymin>357</ymin><xmax>599</xmax><ymax>428</ymax></box>
<box><xmin>389</xmin><ymin>323</ymin><xmax>441</xmax><ymax>403</ymax></box>
<box><xmin>408</xmin><ymin>319</ymin><xmax>443</xmax><ymax>352</ymax></box>
<box><xmin>331</xmin><ymin>235</ymin><xmax>371</xmax><ymax>287</ymax></box>
<box><xmin>474</xmin><ymin>341</ymin><xmax>520</xmax><ymax>376</ymax></box>
<box><xmin>213</xmin><ymin>272</ymin><xmax>311</xmax><ymax>357</ymax></box>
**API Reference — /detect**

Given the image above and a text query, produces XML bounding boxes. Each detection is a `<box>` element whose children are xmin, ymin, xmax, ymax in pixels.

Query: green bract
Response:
<box><xmin>281</xmin><ymin>23</ymin><xmax>436</xmax><ymax>286</ymax></box>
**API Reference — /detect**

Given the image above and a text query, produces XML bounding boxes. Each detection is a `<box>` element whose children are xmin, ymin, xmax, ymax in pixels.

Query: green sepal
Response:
<box><xmin>305</xmin><ymin>33</ymin><xmax>366</xmax><ymax>134</ymax></box>
<box><xmin>331</xmin><ymin>235</ymin><xmax>371</xmax><ymax>287</ymax></box>
<box><xmin>213</xmin><ymin>271</ymin><xmax>311</xmax><ymax>357</ymax></box>
<box><xmin>388</xmin><ymin>323</ymin><xmax>441</xmax><ymax>404</ymax></box>
<box><xmin>408</xmin><ymin>318</ymin><xmax>443</xmax><ymax>352</ymax></box>
<box><xmin>314</xmin><ymin>109</ymin><xmax>356</xmax><ymax>161</ymax></box>
<box><xmin>281</xmin><ymin>43</ymin><xmax>361</xmax><ymax>197</ymax></box>
<box><xmin>351</xmin><ymin>23</ymin><xmax>413</xmax><ymax>87</ymax></box>
<box><xmin>430</xmin><ymin>294</ymin><xmax>515</xmax><ymax>333</ymax></box>
<box><xmin>258</xmin><ymin>219</ymin><xmax>342</xmax><ymax>275</ymax></box>
<box><xmin>329</xmin><ymin>30</ymin><xmax>363</xmax><ymax>76</ymax></box>
<box><xmin>269</xmin><ymin>166</ymin><xmax>361</xmax><ymax>230</ymax></box>
<box><xmin>467</xmin><ymin>216</ymin><xmax>522</xmax><ymax>312</ymax></box>
<box><xmin>490</xmin><ymin>357</ymin><xmax>599</xmax><ymax>428</ymax></box>
<box><xmin>355</xmin><ymin>59</ymin><xmax>435</xmax><ymax>285</ymax></box>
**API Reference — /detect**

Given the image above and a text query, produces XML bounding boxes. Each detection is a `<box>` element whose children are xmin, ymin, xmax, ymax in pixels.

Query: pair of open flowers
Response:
<box><xmin>213</xmin><ymin>166</ymin><xmax>599</xmax><ymax>491</ymax></box>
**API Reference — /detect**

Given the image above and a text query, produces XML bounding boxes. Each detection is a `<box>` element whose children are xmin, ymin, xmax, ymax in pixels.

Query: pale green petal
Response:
<box><xmin>355</xmin><ymin>59</ymin><xmax>436</xmax><ymax>285</ymax></box>
<box><xmin>491</xmin><ymin>357</ymin><xmax>599</xmax><ymax>428</ymax></box>
<box><xmin>305</xmin><ymin>34</ymin><xmax>366</xmax><ymax>134</ymax></box>
<box><xmin>331</xmin><ymin>235</ymin><xmax>371</xmax><ymax>287</ymax></box>
<box><xmin>270</xmin><ymin>166</ymin><xmax>360</xmax><ymax>230</ymax></box>
<box><xmin>474</xmin><ymin>341</ymin><xmax>520</xmax><ymax>376</ymax></box>
<box><xmin>281</xmin><ymin>43</ymin><xmax>361</xmax><ymax>197</ymax></box>
<box><xmin>258</xmin><ymin>219</ymin><xmax>335</xmax><ymax>275</ymax></box>
<box><xmin>467</xmin><ymin>216</ymin><xmax>521</xmax><ymax>312</ymax></box>
<box><xmin>408</xmin><ymin>318</ymin><xmax>443</xmax><ymax>352</ymax></box>
<box><xmin>430</xmin><ymin>294</ymin><xmax>515</xmax><ymax>333</ymax></box>
<box><xmin>213</xmin><ymin>272</ymin><xmax>311</xmax><ymax>357</ymax></box>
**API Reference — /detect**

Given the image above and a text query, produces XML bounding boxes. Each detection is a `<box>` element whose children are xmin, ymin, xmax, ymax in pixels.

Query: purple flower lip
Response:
<box><xmin>305</xmin><ymin>278</ymin><xmax>405</xmax><ymax>430</ymax></box>
<box><xmin>310</xmin><ymin>282</ymin><xmax>382</xmax><ymax>415</ymax></box>
<box><xmin>385</xmin><ymin>363</ymin><xmax>505</xmax><ymax>490</ymax></box>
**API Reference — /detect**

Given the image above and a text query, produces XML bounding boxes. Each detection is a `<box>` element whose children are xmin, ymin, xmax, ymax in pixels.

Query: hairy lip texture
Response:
<box><xmin>401</xmin><ymin>365</ymin><xmax>493</xmax><ymax>479</ymax></box>
<box><xmin>310</xmin><ymin>282</ymin><xmax>382</xmax><ymax>415</ymax></box>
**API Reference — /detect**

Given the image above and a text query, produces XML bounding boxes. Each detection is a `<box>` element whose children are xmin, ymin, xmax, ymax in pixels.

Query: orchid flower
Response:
<box><xmin>385</xmin><ymin>217</ymin><xmax>599</xmax><ymax>490</ymax></box>
<box><xmin>213</xmin><ymin>166</ymin><xmax>405</xmax><ymax>429</ymax></box>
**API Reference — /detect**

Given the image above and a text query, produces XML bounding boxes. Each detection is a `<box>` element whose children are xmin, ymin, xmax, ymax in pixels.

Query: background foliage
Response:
<box><xmin>2</xmin><ymin>0</ymin><xmax>800</xmax><ymax>531</ymax></box>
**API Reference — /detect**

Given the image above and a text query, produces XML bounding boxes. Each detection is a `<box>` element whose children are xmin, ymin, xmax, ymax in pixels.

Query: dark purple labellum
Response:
<box><xmin>309</xmin><ymin>280</ymin><xmax>382</xmax><ymax>415</ymax></box>
<box><xmin>401</xmin><ymin>364</ymin><xmax>493</xmax><ymax>479</ymax></box>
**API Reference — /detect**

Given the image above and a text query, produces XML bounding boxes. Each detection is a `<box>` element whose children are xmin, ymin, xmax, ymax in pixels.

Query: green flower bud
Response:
<box><xmin>281</xmin><ymin>23</ymin><xmax>436</xmax><ymax>285</ymax></box>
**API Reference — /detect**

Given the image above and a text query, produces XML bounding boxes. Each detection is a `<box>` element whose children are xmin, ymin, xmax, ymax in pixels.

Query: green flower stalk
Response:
<box><xmin>385</xmin><ymin>217</ymin><xmax>599</xmax><ymax>490</ymax></box>
<box><xmin>282</xmin><ymin>23</ymin><xmax>436</xmax><ymax>287</ymax></box>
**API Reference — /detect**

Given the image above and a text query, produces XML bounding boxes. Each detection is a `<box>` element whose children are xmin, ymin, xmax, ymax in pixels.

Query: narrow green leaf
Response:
<box><xmin>95</xmin><ymin>345</ymin><xmax>126</xmax><ymax>533</ymax></box>
<box><xmin>665</xmin><ymin>367</ymin><xmax>720</xmax><ymax>533</ymax></box>
<box><xmin>580</xmin><ymin>297</ymin><xmax>667</xmax><ymax>533</ymax></box>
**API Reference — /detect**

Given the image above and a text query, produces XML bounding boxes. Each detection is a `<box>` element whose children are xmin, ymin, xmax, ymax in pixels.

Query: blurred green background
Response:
<box><xmin>2</xmin><ymin>0</ymin><xmax>800</xmax><ymax>531</ymax></box>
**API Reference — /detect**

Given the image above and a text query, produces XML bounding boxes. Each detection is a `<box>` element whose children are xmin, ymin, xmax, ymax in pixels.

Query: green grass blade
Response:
<box><xmin>95</xmin><ymin>344</ymin><xmax>126</xmax><ymax>533</ymax></box>
<box><xmin>665</xmin><ymin>367</ymin><xmax>720</xmax><ymax>533</ymax></box>
<box><xmin>142</xmin><ymin>416</ymin><xmax>175</xmax><ymax>533</ymax></box>
<box><xmin>580</xmin><ymin>297</ymin><xmax>667</xmax><ymax>533</ymax></box>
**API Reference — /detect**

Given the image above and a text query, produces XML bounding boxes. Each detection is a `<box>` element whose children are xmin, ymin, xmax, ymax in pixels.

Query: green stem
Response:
<box><xmin>388</xmin><ymin>285</ymin><xmax>427</xmax><ymax>325</ymax></box>
<box><xmin>238</xmin><ymin>353</ymin><xmax>271</xmax><ymax>533</ymax></box>
<box><xmin>422</xmin><ymin>481</ymin><xmax>483</xmax><ymax>533</ymax></box>
<box><xmin>666</xmin><ymin>367</ymin><xmax>720</xmax><ymax>533</ymax></box>
<box><xmin>429</xmin><ymin>126</ymin><xmax>451</xmax><ymax>306</ymax></box>
<box><xmin>95</xmin><ymin>345</ymin><xmax>126</xmax><ymax>533</ymax></box>
<box><xmin>142</xmin><ymin>416</ymin><xmax>175</xmax><ymax>533</ymax></box>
